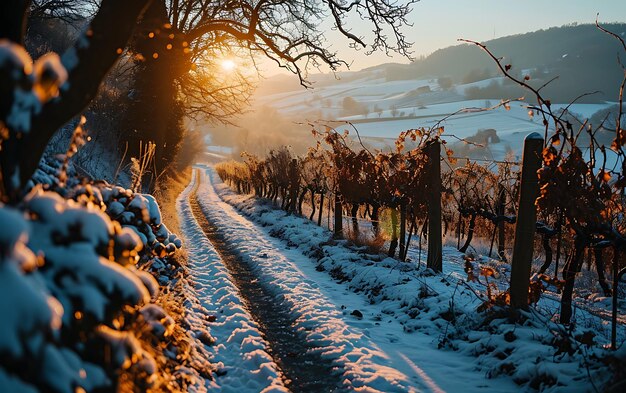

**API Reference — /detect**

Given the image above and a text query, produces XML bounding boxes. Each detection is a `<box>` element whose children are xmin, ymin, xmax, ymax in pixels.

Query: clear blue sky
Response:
<box><xmin>309</xmin><ymin>0</ymin><xmax>626</xmax><ymax>72</ymax></box>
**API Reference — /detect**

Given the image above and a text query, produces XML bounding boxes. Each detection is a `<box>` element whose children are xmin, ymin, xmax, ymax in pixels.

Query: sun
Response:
<box><xmin>220</xmin><ymin>59</ymin><xmax>236</xmax><ymax>72</ymax></box>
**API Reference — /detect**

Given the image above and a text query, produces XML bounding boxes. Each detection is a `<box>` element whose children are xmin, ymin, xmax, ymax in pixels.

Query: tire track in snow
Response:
<box><xmin>189</xmin><ymin>175</ymin><xmax>341</xmax><ymax>393</ymax></box>
<box><xmin>177</xmin><ymin>170</ymin><xmax>287</xmax><ymax>393</ymax></box>
<box><xmin>193</xmin><ymin>165</ymin><xmax>421</xmax><ymax>393</ymax></box>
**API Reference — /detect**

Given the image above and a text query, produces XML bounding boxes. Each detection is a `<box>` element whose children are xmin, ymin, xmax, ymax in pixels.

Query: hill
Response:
<box><xmin>382</xmin><ymin>23</ymin><xmax>626</xmax><ymax>103</ymax></box>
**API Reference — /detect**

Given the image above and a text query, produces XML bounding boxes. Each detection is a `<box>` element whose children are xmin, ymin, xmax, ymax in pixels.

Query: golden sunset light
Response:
<box><xmin>220</xmin><ymin>59</ymin><xmax>236</xmax><ymax>72</ymax></box>
<box><xmin>1</xmin><ymin>1</ymin><xmax>625</xmax><ymax>392</ymax></box>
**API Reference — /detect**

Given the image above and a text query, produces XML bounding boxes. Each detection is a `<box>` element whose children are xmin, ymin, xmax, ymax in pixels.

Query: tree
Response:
<box><xmin>124</xmin><ymin>0</ymin><xmax>417</xmax><ymax>175</ymax></box>
<box><xmin>373</xmin><ymin>104</ymin><xmax>383</xmax><ymax>118</ymax></box>
<box><xmin>341</xmin><ymin>96</ymin><xmax>368</xmax><ymax>117</ymax></box>
<box><xmin>0</xmin><ymin>0</ymin><xmax>416</xmax><ymax>201</ymax></box>
<box><xmin>390</xmin><ymin>104</ymin><xmax>399</xmax><ymax>117</ymax></box>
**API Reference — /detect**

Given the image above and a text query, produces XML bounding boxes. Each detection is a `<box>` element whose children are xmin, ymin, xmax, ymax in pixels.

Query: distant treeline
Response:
<box><xmin>383</xmin><ymin>23</ymin><xmax>626</xmax><ymax>103</ymax></box>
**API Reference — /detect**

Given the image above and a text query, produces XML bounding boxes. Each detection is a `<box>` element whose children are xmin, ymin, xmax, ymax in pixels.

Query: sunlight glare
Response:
<box><xmin>221</xmin><ymin>59</ymin><xmax>236</xmax><ymax>72</ymax></box>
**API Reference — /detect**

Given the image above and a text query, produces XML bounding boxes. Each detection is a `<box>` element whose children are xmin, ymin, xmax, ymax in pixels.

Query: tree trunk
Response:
<box><xmin>371</xmin><ymin>202</ymin><xmax>380</xmax><ymax>236</ymax></box>
<box><xmin>612</xmin><ymin>248</ymin><xmax>620</xmax><ymax>350</ymax></box>
<box><xmin>459</xmin><ymin>213</ymin><xmax>477</xmax><ymax>253</ymax></box>
<box><xmin>388</xmin><ymin>208</ymin><xmax>399</xmax><ymax>257</ymax></box>
<box><xmin>280</xmin><ymin>188</ymin><xmax>287</xmax><ymax>209</ymax></box>
<box><xmin>399</xmin><ymin>203</ymin><xmax>407</xmax><ymax>261</ymax></box>
<box><xmin>297</xmin><ymin>189</ymin><xmax>307</xmax><ymax>215</ymax></box>
<box><xmin>317</xmin><ymin>192</ymin><xmax>324</xmax><ymax>227</ymax></box>
<box><xmin>288</xmin><ymin>159</ymin><xmax>299</xmax><ymax>213</ymax></box>
<box><xmin>554</xmin><ymin>212</ymin><xmax>564</xmax><ymax>280</ymax></box>
<box><xmin>488</xmin><ymin>225</ymin><xmax>497</xmax><ymax>258</ymax></box>
<box><xmin>334</xmin><ymin>193</ymin><xmax>343</xmax><ymax>238</ymax></box>
<box><xmin>403</xmin><ymin>219</ymin><xmax>417</xmax><ymax>262</ymax></box>
<box><xmin>560</xmin><ymin>236</ymin><xmax>586</xmax><ymax>324</ymax></box>
<box><xmin>1</xmin><ymin>0</ymin><xmax>152</xmax><ymax>201</ymax></box>
<box><xmin>309</xmin><ymin>190</ymin><xmax>316</xmax><ymax>221</ymax></box>
<box><xmin>497</xmin><ymin>186</ymin><xmax>506</xmax><ymax>260</ymax></box>
<box><xmin>457</xmin><ymin>213</ymin><xmax>462</xmax><ymax>249</ymax></box>
<box><xmin>351</xmin><ymin>203</ymin><xmax>359</xmax><ymax>235</ymax></box>
<box><xmin>538</xmin><ymin>234</ymin><xmax>553</xmax><ymax>274</ymax></box>
<box><xmin>122</xmin><ymin>0</ymin><xmax>192</xmax><ymax>181</ymax></box>
<box><xmin>595</xmin><ymin>247</ymin><xmax>612</xmax><ymax>297</ymax></box>
<box><xmin>0</xmin><ymin>0</ymin><xmax>29</xmax><ymax>44</ymax></box>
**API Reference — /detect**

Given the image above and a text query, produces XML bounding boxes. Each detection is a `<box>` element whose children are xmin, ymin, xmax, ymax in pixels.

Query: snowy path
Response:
<box><xmin>181</xmin><ymin>165</ymin><xmax>521</xmax><ymax>392</ymax></box>
<box><xmin>189</xmin><ymin>185</ymin><xmax>340</xmax><ymax>392</ymax></box>
<box><xmin>177</xmin><ymin>171</ymin><xmax>287</xmax><ymax>393</ymax></box>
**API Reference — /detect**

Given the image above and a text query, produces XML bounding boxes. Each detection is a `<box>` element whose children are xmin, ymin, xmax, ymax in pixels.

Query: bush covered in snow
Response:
<box><xmin>0</xmin><ymin>37</ymin><xmax>211</xmax><ymax>391</ymax></box>
<box><xmin>0</xmin><ymin>173</ymin><xmax>191</xmax><ymax>391</ymax></box>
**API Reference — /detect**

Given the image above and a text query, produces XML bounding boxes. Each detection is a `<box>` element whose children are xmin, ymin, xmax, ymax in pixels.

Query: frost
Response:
<box><xmin>0</xmin><ymin>207</ymin><xmax>60</xmax><ymax>360</ymax></box>
<box><xmin>143</xmin><ymin>194</ymin><xmax>162</xmax><ymax>225</ymax></box>
<box><xmin>106</xmin><ymin>200</ymin><xmax>125</xmax><ymax>217</ymax></box>
<box><xmin>206</xmin><ymin>164</ymin><xmax>618</xmax><ymax>392</ymax></box>
<box><xmin>134</xmin><ymin>269</ymin><xmax>159</xmax><ymax>298</ymax></box>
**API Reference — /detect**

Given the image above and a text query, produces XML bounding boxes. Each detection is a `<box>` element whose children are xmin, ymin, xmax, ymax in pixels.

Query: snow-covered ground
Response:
<box><xmin>177</xmin><ymin>170</ymin><xmax>287</xmax><ymax>392</ymax></box>
<box><xmin>179</xmin><ymin>164</ymin><xmax>621</xmax><ymax>392</ymax></box>
<box><xmin>251</xmin><ymin>72</ymin><xmax>616</xmax><ymax>162</ymax></box>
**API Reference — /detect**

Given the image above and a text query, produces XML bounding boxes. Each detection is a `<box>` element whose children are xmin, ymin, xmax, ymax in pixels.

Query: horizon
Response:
<box><xmin>259</xmin><ymin>0</ymin><xmax>626</xmax><ymax>77</ymax></box>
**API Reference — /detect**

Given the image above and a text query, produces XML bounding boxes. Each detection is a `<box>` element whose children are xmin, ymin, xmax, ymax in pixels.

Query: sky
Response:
<box><xmin>260</xmin><ymin>0</ymin><xmax>626</xmax><ymax>75</ymax></box>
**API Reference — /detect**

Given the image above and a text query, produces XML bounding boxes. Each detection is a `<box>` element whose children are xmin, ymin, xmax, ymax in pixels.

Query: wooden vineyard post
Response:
<box><xmin>612</xmin><ymin>249</ymin><xmax>618</xmax><ymax>350</ymax></box>
<box><xmin>497</xmin><ymin>185</ymin><xmax>507</xmax><ymax>260</ymax></box>
<box><xmin>317</xmin><ymin>192</ymin><xmax>324</xmax><ymax>227</ymax></box>
<box><xmin>510</xmin><ymin>132</ymin><xmax>544</xmax><ymax>309</ymax></box>
<box><xmin>399</xmin><ymin>202</ymin><xmax>407</xmax><ymax>261</ymax></box>
<box><xmin>334</xmin><ymin>192</ymin><xmax>343</xmax><ymax>238</ymax></box>
<box><xmin>288</xmin><ymin>158</ymin><xmax>298</xmax><ymax>213</ymax></box>
<box><xmin>426</xmin><ymin>140</ymin><xmax>442</xmax><ymax>272</ymax></box>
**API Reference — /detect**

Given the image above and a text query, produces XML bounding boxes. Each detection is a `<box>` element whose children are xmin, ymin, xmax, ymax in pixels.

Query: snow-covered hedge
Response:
<box><xmin>0</xmin><ymin>32</ymin><xmax>195</xmax><ymax>393</ymax></box>
<box><xmin>0</xmin><ymin>178</ymin><xmax>184</xmax><ymax>392</ymax></box>
<box><xmin>32</xmin><ymin>153</ymin><xmax>183</xmax><ymax>282</ymax></box>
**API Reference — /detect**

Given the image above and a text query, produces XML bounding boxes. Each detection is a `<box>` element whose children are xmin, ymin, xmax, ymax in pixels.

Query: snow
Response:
<box><xmin>189</xmin><ymin>165</ymin><xmax>527</xmax><ymax>391</ymax></box>
<box><xmin>6</xmin><ymin>88</ymin><xmax>40</xmax><ymax>133</ymax></box>
<box><xmin>0</xmin><ymin>39</ymin><xmax>33</xmax><ymax>77</ymax></box>
<box><xmin>249</xmin><ymin>71</ymin><xmax>617</xmax><ymax>163</ymax></box>
<box><xmin>32</xmin><ymin>52</ymin><xmax>67</xmax><ymax>101</ymax></box>
<box><xmin>454</xmin><ymin>77</ymin><xmax>507</xmax><ymax>95</ymax></box>
<box><xmin>1</xmin><ymin>164</ymin><xmax>188</xmax><ymax>392</ymax></box>
<box><xmin>0</xmin><ymin>40</ymin><xmax>68</xmax><ymax>134</ymax></box>
<box><xmin>191</xmin><ymin>166</ymin><xmax>424</xmax><ymax>392</ymax></box>
<box><xmin>257</xmin><ymin>74</ymin><xmax>447</xmax><ymax>118</ymax></box>
<box><xmin>177</xmin><ymin>170</ymin><xmax>287</xmax><ymax>392</ymax></box>
<box><xmin>0</xmin><ymin>255</ymin><xmax>58</xmax><ymax>357</ymax></box>
<box><xmin>551</xmin><ymin>103</ymin><xmax>615</xmax><ymax>119</ymax></box>
<box><xmin>202</xmin><ymin>164</ymin><xmax>620</xmax><ymax>392</ymax></box>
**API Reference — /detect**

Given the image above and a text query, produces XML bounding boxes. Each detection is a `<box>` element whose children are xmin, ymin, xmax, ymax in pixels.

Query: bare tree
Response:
<box><xmin>0</xmin><ymin>0</ymin><xmax>415</xmax><ymax>201</ymax></box>
<box><xmin>132</xmin><ymin>0</ymin><xmax>417</xmax><ymax>123</ymax></box>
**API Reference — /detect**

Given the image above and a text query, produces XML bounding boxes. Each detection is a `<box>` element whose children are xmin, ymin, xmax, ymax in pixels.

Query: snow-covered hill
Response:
<box><xmin>252</xmin><ymin>70</ymin><xmax>615</xmax><ymax>162</ymax></box>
